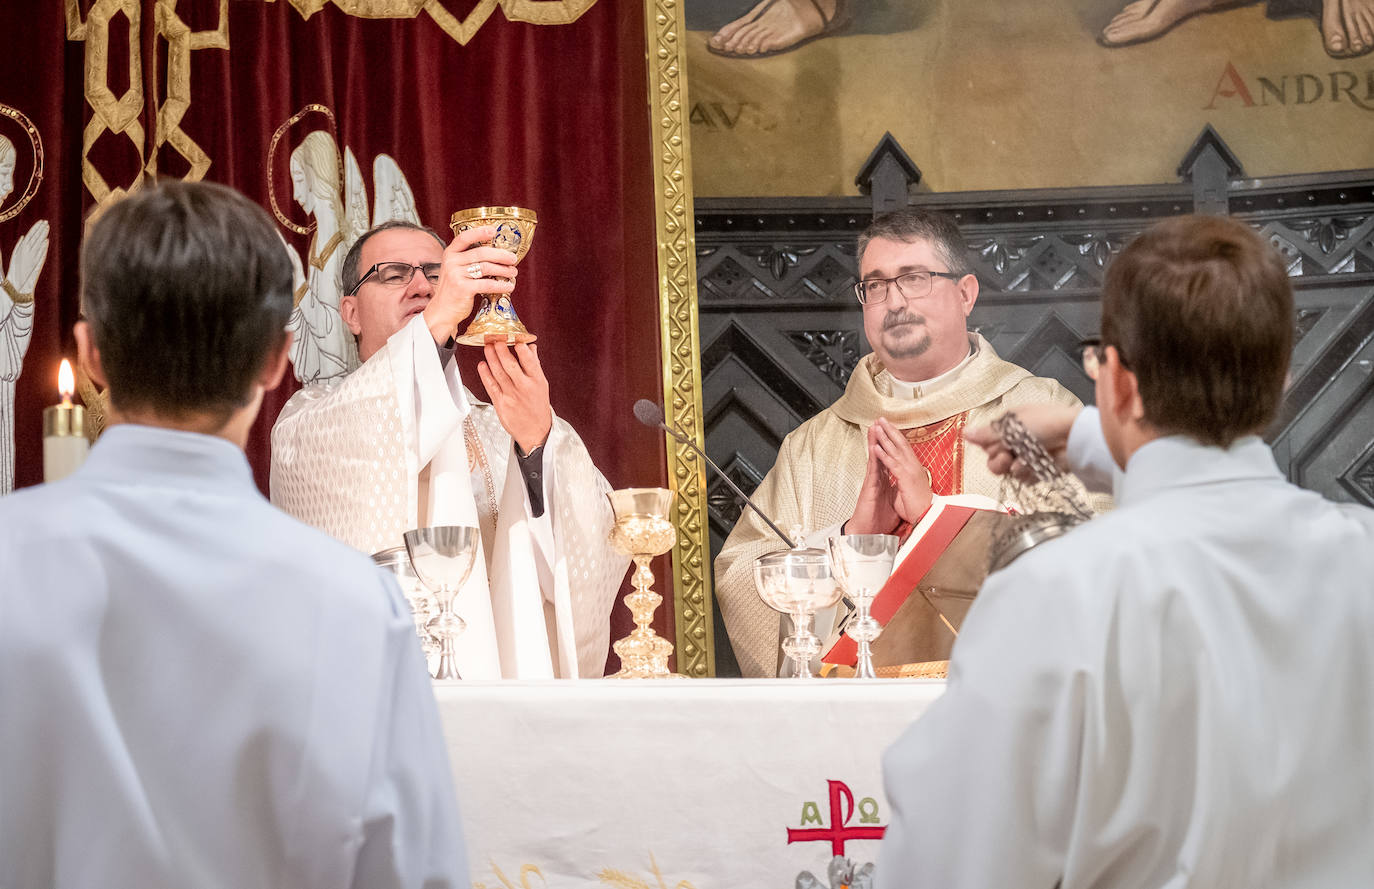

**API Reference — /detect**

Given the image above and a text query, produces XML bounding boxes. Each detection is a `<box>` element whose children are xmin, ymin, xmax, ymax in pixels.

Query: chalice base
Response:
<box><xmin>608</xmin><ymin>585</ymin><xmax>683</xmax><ymax>680</ymax></box>
<box><xmin>456</xmin><ymin>297</ymin><xmax>537</xmax><ymax>347</ymax></box>
<box><xmin>455</xmin><ymin>326</ymin><xmax>537</xmax><ymax>347</ymax></box>
<box><xmin>612</xmin><ymin>660</ymin><xmax>683</xmax><ymax>680</ymax></box>
<box><xmin>612</xmin><ymin>629</ymin><xmax>684</xmax><ymax>679</ymax></box>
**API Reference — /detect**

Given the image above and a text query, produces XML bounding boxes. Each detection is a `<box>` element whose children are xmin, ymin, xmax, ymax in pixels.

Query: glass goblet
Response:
<box><xmin>371</xmin><ymin>545</ymin><xmax>441</xmax><ymax>670</ymax></box>
<box><xmin>753</xmin><ymin>547</ymin><xmax>842</xmax><ymax>679</ymax></box>
<box><xmin>827</xmin><ymin>534</ymin><xmax>899</xmax><ymax>679</ymax></box>
<box><xmin>403</xmin><ymin>526</ymin><xmax>479</xmax><ymax>680</ymax></box>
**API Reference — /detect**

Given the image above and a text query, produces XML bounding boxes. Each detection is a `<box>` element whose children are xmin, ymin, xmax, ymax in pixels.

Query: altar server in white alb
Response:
<box><xmin>878</xmin><ymin>215</ymin><xmax>1374</xmax><ymax>889</ymax></box>
<box><xmin>0</xmin><ymin>181</ymin><xmax>467</xmax><ymax>889</ymax></box>
<box><xmin>271</xmin><ymin>220</ymin><xmax>626</xmax><ymax>679</ymax></box>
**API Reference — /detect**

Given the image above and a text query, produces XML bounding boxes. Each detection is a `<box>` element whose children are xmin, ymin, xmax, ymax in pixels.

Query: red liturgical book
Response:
<box><xmin>824</xmin><ymin>495</ymin><xmax>1006</xmax><ymax>669</ymax></box>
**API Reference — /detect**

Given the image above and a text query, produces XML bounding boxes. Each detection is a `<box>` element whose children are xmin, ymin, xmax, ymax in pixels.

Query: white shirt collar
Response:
<box><xmin>1118</xmin><ymin>434</ymin><xmax>1283</xmax><ymax>507</ymax></box>
<box><xmin>887</xmin><ymin>338</ymin><xmax>978</xmax><ymax>400</ymax></box>
<box><xmin>77</xmin><ymin>424</ymin><xmax>255</xmax><ymax>492</ymax></box>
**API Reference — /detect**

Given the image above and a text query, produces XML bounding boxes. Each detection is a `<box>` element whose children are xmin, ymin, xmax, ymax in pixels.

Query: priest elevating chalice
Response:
<box><xmin>450</xmin><ymin>206</ymin><xmax>538</xmax><ymax>346</ymax></box>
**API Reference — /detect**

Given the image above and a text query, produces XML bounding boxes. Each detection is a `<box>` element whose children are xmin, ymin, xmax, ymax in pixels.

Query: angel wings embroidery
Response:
<box><xmin>281</xmin><ymin>129</ymin><xmax>420</xmax><ymax>384</ymax></box>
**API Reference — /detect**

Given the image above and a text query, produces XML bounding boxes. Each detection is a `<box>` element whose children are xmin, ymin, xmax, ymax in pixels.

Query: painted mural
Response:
<box><xmin>685</xmin><ymin>0</ymin><xmax>1374</xmax><ymax>195</ymax></box>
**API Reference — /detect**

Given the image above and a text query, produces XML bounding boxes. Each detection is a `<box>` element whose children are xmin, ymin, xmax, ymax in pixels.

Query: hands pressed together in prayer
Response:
<box><xmin>479</xmin><ymin>342</ymin><xmax>552</xmax><ymax>456</ymax></box>
<box><xmin>846</xmin><ymin>417</ymin><xmax>934</xmax><ymax>535</ymax></box>
<box><xmin>848</xmin><ymin>405</ymin><xmax>1089</xmax><ymax>534</ymax></box>
<box><xmin>6</xmin><ymin>219</ymin><xmax>49</xmax><ymax>294</ymax></box>
<box><xmin>423</xmin><ymin>224</ymin><xmax>519</xmax><ymax>348</ymax></box>
<box><xmin>965</xmin><ymin>403</ymin><xmax>1083</xmax><ymax>482</ymax></box>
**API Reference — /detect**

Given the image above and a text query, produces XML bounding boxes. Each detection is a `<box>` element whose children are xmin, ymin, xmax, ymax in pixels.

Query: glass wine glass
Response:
<box><xmin>827</xmin><ymin>534</ymin><xmax>899</xmax><ymax>679</ymax></box>
<box><xmin>403</xmin><ymin>526</ymin><xmax>479</xmax><ymax>681</ymax></box>
<box><xmin>753</xmin><ymin>546</ymin><xmax>842</xmax><ymax>679</ymax></box>
<box><xmin>371</xmin><ymin>544</ymin><xmax>441</xmax><ymax>671</ymax></box>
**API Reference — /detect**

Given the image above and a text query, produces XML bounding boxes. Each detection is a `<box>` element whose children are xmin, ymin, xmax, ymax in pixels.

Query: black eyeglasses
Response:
<box><xmin>348</xmin><ymin>262</ymin><xmax>442</xmax><ymax>295</ymax></box>
<box><xmin>854</xmin><ymin>270</ymin><xmax>964</xmax><ymax>305</ymax></box>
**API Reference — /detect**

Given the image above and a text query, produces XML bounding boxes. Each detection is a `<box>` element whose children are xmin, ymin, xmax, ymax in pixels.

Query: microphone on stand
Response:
<box><xmin>633</xmin><ymin>399</ymin><xmax>797</xmax><ymax>549</ymax></box>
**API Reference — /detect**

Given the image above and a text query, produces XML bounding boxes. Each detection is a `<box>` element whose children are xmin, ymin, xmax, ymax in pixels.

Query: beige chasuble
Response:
<box><xmin>715</xmin><ymin>333</ymin><xmax>1089</xmax><ymax>678</ymax></box>
<box><xmin>270</xmin><ymin>315</ymin><xmax>628</xmax><ymax>679</ymax></box>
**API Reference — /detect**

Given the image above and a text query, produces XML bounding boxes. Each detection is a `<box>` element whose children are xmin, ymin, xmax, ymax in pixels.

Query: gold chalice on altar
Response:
<box><xmin>450</xmin><ymin>206</ymin><xmax>538</xmax><ymax>347</ymax></box>
<box><xmin>607</xmin><ymin>487</ymin><xmax>682</xmax><ymax>679</ymax></box>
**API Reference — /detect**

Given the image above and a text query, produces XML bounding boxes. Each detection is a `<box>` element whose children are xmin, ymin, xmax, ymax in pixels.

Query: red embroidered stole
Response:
<box><xmin>893</xmin><ymin>412</ymin><xmax>969</xmax><ymax>542</ymax></box>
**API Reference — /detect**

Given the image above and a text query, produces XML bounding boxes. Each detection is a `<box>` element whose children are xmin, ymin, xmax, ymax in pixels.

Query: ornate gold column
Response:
<box><xmin>643</xmin><ymin>0</ymin><xmax>713</xmax><ymax>677</ymax></box>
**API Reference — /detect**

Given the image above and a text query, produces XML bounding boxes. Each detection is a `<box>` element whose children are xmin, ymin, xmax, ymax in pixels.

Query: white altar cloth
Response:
<box><xmin>435</xmin><ymin>678</ymin><xmax>944</xmax><ymax>889</ymax></box>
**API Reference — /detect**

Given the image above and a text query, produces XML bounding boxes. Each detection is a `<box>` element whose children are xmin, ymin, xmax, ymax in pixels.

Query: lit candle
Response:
<box><xmin>42</xmin><ymin>359</ymin><xmax>89</xmax><ymax>483</ymax></box>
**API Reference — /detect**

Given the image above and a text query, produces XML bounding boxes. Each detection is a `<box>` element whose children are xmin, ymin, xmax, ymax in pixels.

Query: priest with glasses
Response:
<box><xmin>714</xmin><ymin>208</ymin><xmax>1093</xmax><ymax>677</ymax></box>
<box><xmin>271</xmin><ymin>220</ymin><xmax>626</xmax><ymax>680</ymax></box>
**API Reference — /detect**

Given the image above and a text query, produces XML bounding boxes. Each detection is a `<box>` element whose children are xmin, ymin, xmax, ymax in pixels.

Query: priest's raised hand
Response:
<box><xmin>422</xmin><ymin>223</ymin><xmax>518</xmax><ymax>346</ymax></box>
<box><xmin>478</xmin><ymin>341</ymin><xmax>552</xmax><ymax>455</ymax></box>
<box><xmin>845</xmin><ymin>416</ymin><xmax>933</xmax><ymax>534</ymax></box>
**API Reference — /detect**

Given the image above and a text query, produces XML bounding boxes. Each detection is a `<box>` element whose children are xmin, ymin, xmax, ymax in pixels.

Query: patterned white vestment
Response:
<box><xmin>271</xmin><ymin>315</ymin><xmax>628</xmax><ymax>678</ymax></box>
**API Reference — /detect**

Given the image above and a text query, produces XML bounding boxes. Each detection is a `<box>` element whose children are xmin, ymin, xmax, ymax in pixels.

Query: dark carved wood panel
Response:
<box><xmin>696</xmin><ymin>132</ymin><xmax>1374</xmax><ymax>674</ymax></box>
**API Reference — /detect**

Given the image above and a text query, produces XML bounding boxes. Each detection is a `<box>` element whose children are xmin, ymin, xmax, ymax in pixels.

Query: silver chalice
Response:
<box><xmin>403</xmin><ymin>526</ymin><xmax>479</xmax><ymax>681</ymax></box>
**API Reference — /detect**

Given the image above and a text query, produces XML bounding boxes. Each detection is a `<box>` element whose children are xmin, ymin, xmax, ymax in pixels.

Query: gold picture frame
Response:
<box><xmin>643</xmin><ymin>0</ymin><xmax>714</xmax><ymax>677</ymax></box>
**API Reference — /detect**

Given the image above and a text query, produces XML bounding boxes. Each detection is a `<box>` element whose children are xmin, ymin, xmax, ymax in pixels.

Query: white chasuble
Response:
<box><xmin>271</xmin><ymin>315</ymin><xmax>627</xmax><ymax>678</ymax></box>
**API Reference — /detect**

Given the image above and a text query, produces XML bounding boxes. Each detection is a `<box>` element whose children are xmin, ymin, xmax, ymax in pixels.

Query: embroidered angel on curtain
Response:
<box><xmin>281</xmin><ymin>128</ymin><xmax>420</xmax><ymax>384</ymax></box>
<box><xmin>1</xmin><ymin>131</ymin><xmax>49</xmax><ymax>494</ymax></box>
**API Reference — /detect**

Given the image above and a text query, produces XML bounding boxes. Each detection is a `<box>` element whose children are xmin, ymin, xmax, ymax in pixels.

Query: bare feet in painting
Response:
<box><xmin>1099</xmin><ymin>0</ymin><xmax>1250</xmax><ymax>46</ymax></box>
<box><xmin>1322</xmin><ymin>0</ymin><xmax>1374</xmax><ymax>56</ymax></box>
<box><xmin>707</xmin><ymin>0</ymin><xmax>847</xmax><ymax>59</ymax></box>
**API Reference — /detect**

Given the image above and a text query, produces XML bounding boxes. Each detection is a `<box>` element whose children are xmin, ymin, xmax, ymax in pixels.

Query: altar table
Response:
<box><xmin>435</xmin><ymin>679</ymin><xmax>945</xmax><ymax>889</ymax></box>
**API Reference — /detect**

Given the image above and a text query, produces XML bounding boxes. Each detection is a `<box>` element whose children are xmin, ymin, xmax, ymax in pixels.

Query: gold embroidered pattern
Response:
<box><xmin>76</xmin><ymin>372</ymin><xmax>106</xmax><ymax>442</ymax></box>
<box><xmin>901</xmin><ymin>413</ymin><xmax>960</xmax><ymax>445</ymax></box>
<box><xmin>465</xmin><ymin>415</ymin><xmax>500</xmax><ymax>520</ymax></box>
<box><xmin>67</xmin><ymin>0</ymin><xmax>147</xmax><ymax>222</ymax></box>
<box><xmin>900</xmin><ymin>413</ymin><xmax>968</xmax><ymax>497</ymax></box>
<box><xmin>148</xmin><ymin>0</ymin><xmax>228</xmax><ymax>183</ymax></box>
<box><xmin>472</xmin><ymin>859</ymin><xmax>547</xmax><ymax>889</ymax></box>
<box><xmin>271</xmin><ymin>0</ymin><xmax>598</xmax><ymax>44</ymax></box>
<box><xmin>597</xmin><ymin>852</ymin><xmax>697</xmax><ymax>889</ymax></box>
<box><xmin>66</xmin><ymin>0</ymin><xmax>229</xmax><ymax>224</ymax></box>
<box><xmin>267</xmin><ymin>104</ymin><xmax>340</xmax><ymax>235</ymax></box>
<box><xmin>645</xmin><ymin>0</ymin><xmax>712</xmax><ymax>676</ymax></box>
<box><xmin>0</xmin><ymin>104</ymin><xmax>43</xmax><ymax>224</ymax></box>
<box><xmin>309</xmin><ymin>230</ymin><xmax>344</xmax><ymax>270</ymax></box>
<box><xmin>1</xmin><ymin>280</ymin><xmax>33</xmax><ymax>307</ymax></box>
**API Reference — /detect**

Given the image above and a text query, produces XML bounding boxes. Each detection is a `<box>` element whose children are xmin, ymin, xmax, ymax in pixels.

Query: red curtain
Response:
<box><xmin>0</xmin><ymin>0</ymin><xmax>669</xmax><ymax>668</ymax></box>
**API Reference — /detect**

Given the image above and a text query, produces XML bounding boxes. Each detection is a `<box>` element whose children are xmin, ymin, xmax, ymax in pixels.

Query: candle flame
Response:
<box><xmin>58</xmin><ymin>359</ymin><xmax>75</xmax><ymax>399</ymax></box>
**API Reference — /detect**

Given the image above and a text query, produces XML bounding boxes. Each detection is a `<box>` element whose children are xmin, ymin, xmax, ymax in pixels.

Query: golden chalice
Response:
<box><xmin>607</xmin><ymin>488</ymin><xmax>683</xmax><ymax>679</ymax></box>
<box><xmin>450</xmin><ymin>206</ymin><xmax>538</xmax><ymax>347</ymax></box>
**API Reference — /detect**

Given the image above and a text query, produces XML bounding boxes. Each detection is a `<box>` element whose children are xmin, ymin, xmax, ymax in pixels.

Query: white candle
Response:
<box><xmin>42</xmin><ymin>359</ymin><xmax>89</xmax><ymax>483</ymax></box>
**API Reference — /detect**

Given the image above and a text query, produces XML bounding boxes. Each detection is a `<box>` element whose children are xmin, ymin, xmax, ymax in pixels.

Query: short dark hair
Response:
<box><xmin>1101</xmin><ymin>215</ymin><xmax>1293</xmax><ymax>447</ymax></box>
<box><xmin>80</xmin><ymin>180</ymin><xmax>293</xmax><ymax>418</ymax></box>
<box><xmin>340</xmin><ymin>219</ymin><xmax>446</xmax><ymax>295</ymax></box>
<box><xmin>856</xmin><ymin>208</ymin><xmax>972</xmax><ymax>276</ymax></box>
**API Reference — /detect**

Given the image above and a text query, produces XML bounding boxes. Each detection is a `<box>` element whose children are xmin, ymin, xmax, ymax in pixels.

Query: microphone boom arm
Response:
<box><xmin>658</xmin><ymin>423</ymin><xmax>798</xmax><ymax>550</ymax></box>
